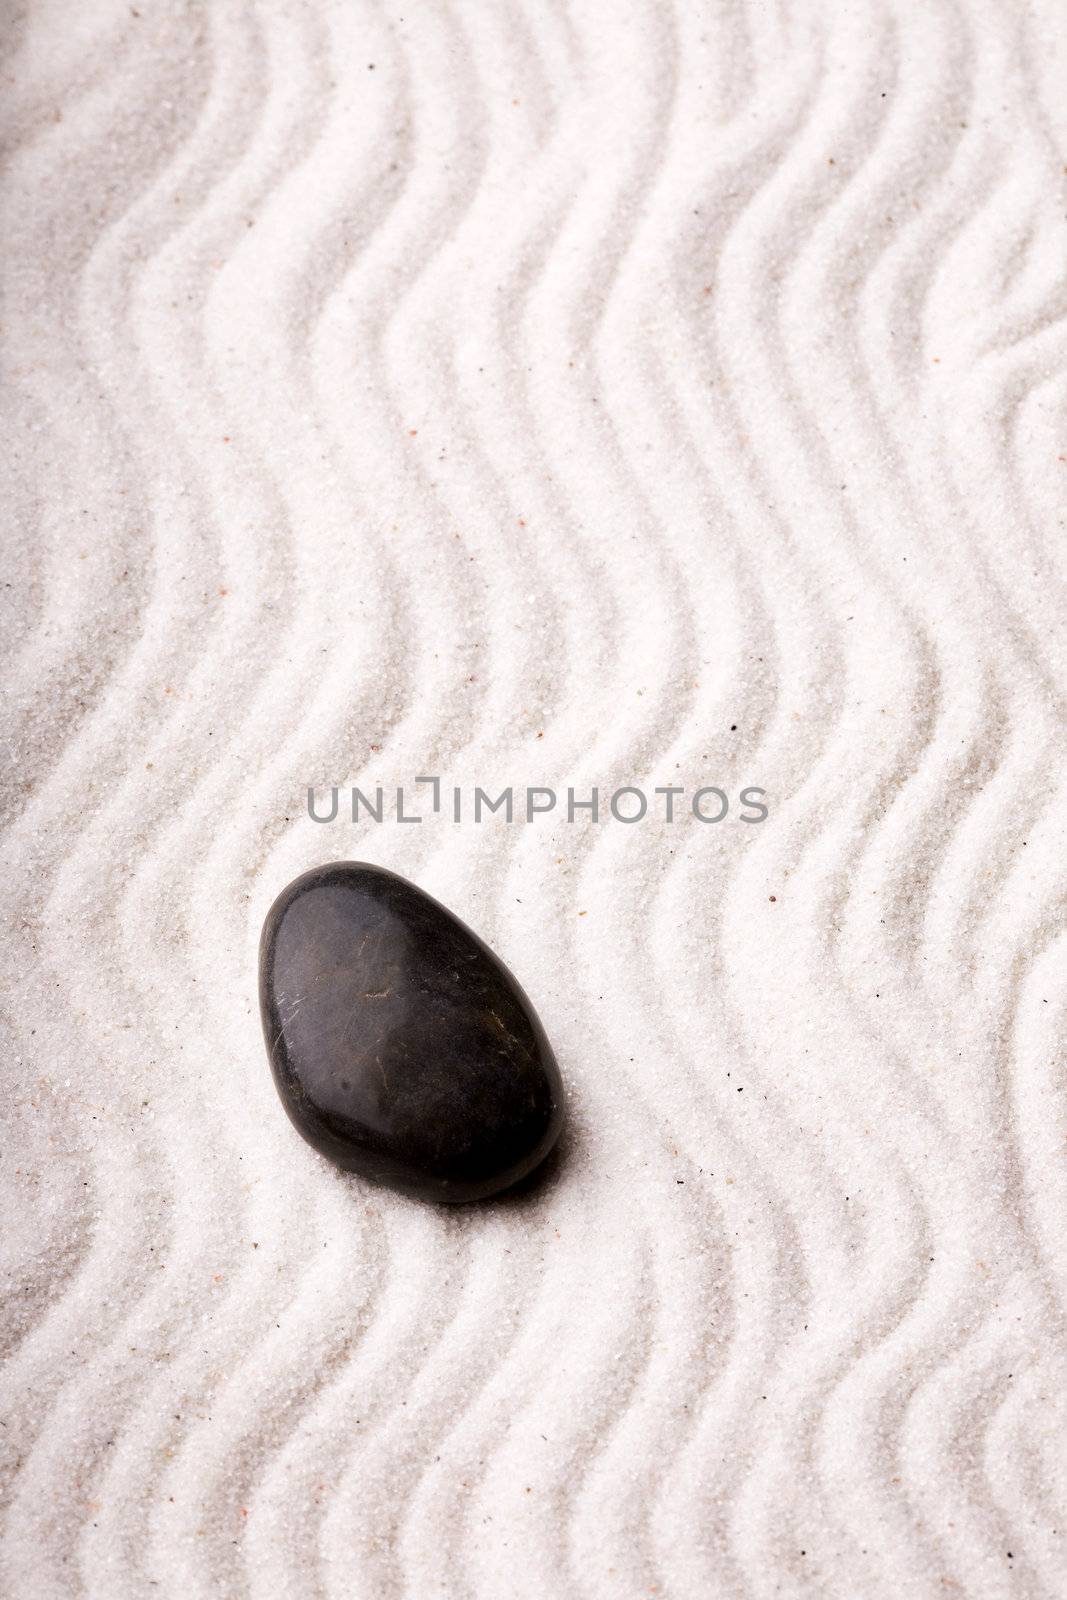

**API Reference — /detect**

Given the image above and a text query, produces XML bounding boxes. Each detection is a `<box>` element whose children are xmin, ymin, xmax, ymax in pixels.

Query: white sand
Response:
<box><xmin>3</xmin><ymin>1</ymin><xmax>1067</xmax><ymax>1595</ymax></box>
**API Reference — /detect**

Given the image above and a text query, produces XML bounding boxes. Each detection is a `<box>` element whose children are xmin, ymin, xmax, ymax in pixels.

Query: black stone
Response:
<box><xmin>259</xmin><ymin>862</ymin><xmax>564</xmax><ymax>1203</ymax></box>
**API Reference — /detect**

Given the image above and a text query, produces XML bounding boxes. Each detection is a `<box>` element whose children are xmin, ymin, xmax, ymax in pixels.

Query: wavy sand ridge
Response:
<box><xmin>3</xmin><ymin>1</ymin><xmax>1067</xmax><ymax>1595</ymax></box>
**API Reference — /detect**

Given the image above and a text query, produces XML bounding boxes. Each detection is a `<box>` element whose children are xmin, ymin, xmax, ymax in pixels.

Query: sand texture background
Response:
<box><xmin>3</xmin><ymin>1</ymin><xmax>1067</xmax><ymax>1595</ymax></box>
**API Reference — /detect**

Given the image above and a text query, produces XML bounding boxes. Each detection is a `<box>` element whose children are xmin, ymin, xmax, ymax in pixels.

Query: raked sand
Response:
<box><xmin>3</xmin><ymin>1</ymin><xmax>1067</xmax><ymax>1596</ymax></box>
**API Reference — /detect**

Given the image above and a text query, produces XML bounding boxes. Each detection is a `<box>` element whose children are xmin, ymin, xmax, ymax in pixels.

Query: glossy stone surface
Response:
<box><xmin>259</xmin><ymin>862</ymin><xmax>564</xmax><ymax>1203</ymax></box>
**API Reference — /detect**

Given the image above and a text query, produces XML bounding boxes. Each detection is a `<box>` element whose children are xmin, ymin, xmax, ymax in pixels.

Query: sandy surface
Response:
<box><xmin>4</xmin><ymin>1</ymin><xmax>1067</xmax><ymax>1596</ymax></box>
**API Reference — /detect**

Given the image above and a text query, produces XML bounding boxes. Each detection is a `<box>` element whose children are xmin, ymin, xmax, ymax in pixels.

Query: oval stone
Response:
<box><xmin>259</xmin><ymin>862</ymin><xmax>564</xmax><ymax>1203</ymax></box>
